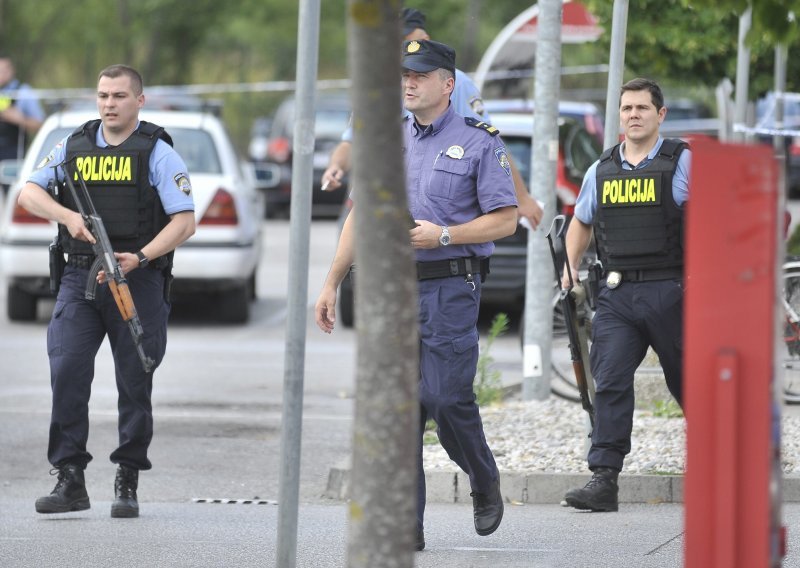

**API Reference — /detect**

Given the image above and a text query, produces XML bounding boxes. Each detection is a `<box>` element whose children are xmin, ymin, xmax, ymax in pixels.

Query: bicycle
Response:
<box><xmin>782</xmin><ymin>257</ymin><xmax>800</xmax><ymax>403</ymax></box>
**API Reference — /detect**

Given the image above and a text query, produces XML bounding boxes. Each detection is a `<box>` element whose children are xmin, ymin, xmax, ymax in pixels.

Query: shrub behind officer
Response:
<box><xmin>18</xmin><ymin>64</ymin><xmax>196</xmax><ymax>518</ymax></box>
<box><xmin>315</xmin><ymin>40</ymin><xmax>517</xmax><ymax>550</ymax></box>
<box><xmin>561</xmin><ymin>78</ymin><xmax>691</xmax><ymax>512</ymax></box>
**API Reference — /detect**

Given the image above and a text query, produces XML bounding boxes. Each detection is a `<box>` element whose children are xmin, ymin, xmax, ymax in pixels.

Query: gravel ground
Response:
<box><xmin>423</xmin><ymin>397</ymin><xmax>800</xmax><ymax>475</ymax></box>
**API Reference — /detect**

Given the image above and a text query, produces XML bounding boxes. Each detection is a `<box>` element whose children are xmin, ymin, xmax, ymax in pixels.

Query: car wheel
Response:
<box><xmin>8</xmin><ymin>284</ymin><xmax>38</xmax><ymax>321</ymax></box>
<box><xmin>339</xmin><ymin>274</ymin><xmax>354</xmax><ymax>328</ymax></box>
<box><xmin>218</xmin><ymin>284</ymin><xmax>250</xmax><ymax>324</ymax></box>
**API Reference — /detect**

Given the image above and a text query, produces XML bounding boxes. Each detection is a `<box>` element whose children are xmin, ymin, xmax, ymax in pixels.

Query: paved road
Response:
<box><xmin>1</xmin><ymin>218</ymin><xmax>798</xmax><ymax>567</ymax></box>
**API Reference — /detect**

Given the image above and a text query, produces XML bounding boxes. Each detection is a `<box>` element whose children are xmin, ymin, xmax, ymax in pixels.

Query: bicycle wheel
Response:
<box><xmin>782</xmin><ymin>262</ymin><xmax>800</xmax><ymax>403</ymax></box>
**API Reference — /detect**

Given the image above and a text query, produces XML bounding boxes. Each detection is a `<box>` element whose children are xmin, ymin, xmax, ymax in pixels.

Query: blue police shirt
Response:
<box><xmin>29</xmin><ymin>121</ymin><xmax>195</xmax><ymax>215</ymax></box>
<box><xmin>340</xmin><ymin>68</ymin><xmax>490</xmax><ymax>143</ymax></box>
<box><xmin>573</xmin><ymin>137</ymin><xmax>691</xmax><ymax>224</ymax></box>
<box><xmin>0</xmin><ymin>79</ymin><xmax>45</xmax><ymax>122</ymax></box>
<box><xmin>404</xmin><ymin>103</ymin><xmax>517</xmax><ymax>262</ymax></box>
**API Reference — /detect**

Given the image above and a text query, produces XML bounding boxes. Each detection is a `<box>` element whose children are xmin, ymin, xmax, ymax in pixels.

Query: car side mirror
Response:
<box><xmin>248</xmin><ymin>161</ymin><xmax>281</xmax><ymax>190</ymax></box>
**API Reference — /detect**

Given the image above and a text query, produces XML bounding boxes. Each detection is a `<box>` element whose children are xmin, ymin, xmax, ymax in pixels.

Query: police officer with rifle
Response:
<box><xmin>560</xmin><ymin>78</ymin><xmax>691</xmax><ymax>512</ymax></box>
<box><xmin>18</xmin><ymin>64</ymin><xmax>195</xmax><ymax>519</ymax></box>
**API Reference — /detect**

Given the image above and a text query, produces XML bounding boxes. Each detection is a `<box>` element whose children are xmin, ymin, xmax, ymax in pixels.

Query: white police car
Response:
<box><xmin>0</xmin><ymin>109</ymin><xmax>274</xmax><ymax>323</ymax></box>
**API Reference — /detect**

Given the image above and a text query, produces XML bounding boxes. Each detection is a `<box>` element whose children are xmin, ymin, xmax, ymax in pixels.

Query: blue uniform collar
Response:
<box><xmin>97</xmin><ymin>120</ymin><xmax>142</xmax><ymax>148</ymax></box>
<box><xmin>618</xmin><ymin>136</ymin><xmax>665</xmax><ymax>170</ymax></box>
<box><xmin>411</xmin><ymin>103</ymin><xmax>455</xmax><ymax>137</ymax></box>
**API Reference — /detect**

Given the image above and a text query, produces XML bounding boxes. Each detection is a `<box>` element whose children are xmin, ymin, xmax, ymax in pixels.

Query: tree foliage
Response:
<box><xmin>0</xmin><ymin>0</ymin><xmax>795</xmax><ymax>145</ymax></box>
<box><xmin>584</xmin><ymin>0</ymin><xmax>799</xmax><ymax>96</ymax></box>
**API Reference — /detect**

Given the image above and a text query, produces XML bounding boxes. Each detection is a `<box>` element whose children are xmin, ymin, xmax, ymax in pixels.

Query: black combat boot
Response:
<box><xmin>111</xmin><ymin>464</ymin><xmax>139</xmax><ymax>518</ymax></box>
<box><xmin>35</xmin><ymin>464</ymin><xmax>90</xmax><ymax>514</ymax></box>
<box><xmin>564</xmin><ymin>467</ymin><xmax>619</xmax><ymax>512</ymax></box>
<box><xmin>415</xmin><ymin>527</ymin><xmax>425</xmax><ymax>551</ymax></box>
<box><xmin>471</xmin><ymin>480</ymin><xmax>504</xmax><ymax>536</ymax></box>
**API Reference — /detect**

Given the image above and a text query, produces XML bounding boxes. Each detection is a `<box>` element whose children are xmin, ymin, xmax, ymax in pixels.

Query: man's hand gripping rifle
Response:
<box><xmin>546</xmin><ymin>215</ymin><xmax>595</xmax><ymax>428</ymax></box>
<box><xmin>59</xmin><ymin>159</ymin><xmax>155</xmax><ymax>373</ymax></box>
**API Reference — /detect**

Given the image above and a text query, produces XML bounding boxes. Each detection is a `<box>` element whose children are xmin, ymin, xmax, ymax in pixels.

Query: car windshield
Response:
<box><xmin>315</xmin><ymin>109</ymin><xmax>351</xmax><ymax>140</ymax></box>
<box><xmin>32</xmin><ymin>126</ymin><xmax>222</xmax><ymax>175</ymax></box>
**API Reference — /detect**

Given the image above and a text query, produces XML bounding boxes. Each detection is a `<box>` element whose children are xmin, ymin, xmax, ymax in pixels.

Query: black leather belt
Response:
<box><xmin>416</xmin><ymin>257</ymin><xmax>489</xmax><ymax>281</ymax></box>
<box><xmin>615</xmin><ymin>267</ymin><xmax>683</xmax><ymax>282</ymax></box>
<box><xmin>67</xmin><ymin>253</ymin><xmax>167</xmax><ymax>270</ymax></box>
<box><xmin>67</xmin><ymin>254</ymin><xmax>95</xmax><ymax>270</ymax></box>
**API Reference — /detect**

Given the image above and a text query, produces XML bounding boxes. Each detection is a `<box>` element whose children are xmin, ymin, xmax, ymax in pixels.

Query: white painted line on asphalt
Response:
<box><xmin>451</xmin><ymin>546</ymin><xmax>556</xmax><ymax>552</ymax></box>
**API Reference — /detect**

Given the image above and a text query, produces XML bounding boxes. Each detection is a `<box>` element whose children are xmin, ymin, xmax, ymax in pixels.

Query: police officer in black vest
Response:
<box><xmin>561</xmin><ymin>78</ymin><xmax>691</xmax><ymax>512</ymax></box>
<box><xmin>0</xmin><ymin>53</ymin><xmax>44</xmax><ymax>161</ymax></box>
<box><xmin>18</xmin><ymin>65</ymin><xmax>196</xmax><ymax>518</ymax></box>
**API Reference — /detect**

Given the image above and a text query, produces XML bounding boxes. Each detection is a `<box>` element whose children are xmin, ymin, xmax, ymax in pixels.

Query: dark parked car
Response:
<box><xmin>261</xmin><ymin>92</ymin><xmax>351</xmax><ymax>218</ymax></box>
<box><xmin>336</xmin><ymin>102</ymin><xmax>604</xmax><ymax>327</ymax></box>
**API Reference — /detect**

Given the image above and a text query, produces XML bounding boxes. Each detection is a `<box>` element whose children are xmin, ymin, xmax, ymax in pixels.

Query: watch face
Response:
<box><xmin>439</xmin><ymin>234</ymin><xmax>450</xmax><ymax>246</ymax></box>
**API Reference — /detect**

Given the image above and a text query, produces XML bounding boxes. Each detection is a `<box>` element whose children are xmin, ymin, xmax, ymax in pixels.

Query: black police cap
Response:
<box><xmin>401</xmin><ymin>8</ymin><xmax>426</xmax><ymax>36</ymax></box>
<box><xmin>401</xmin><ymin>40</ymin><xmax>456</xmax><ymax>75</ymax></box>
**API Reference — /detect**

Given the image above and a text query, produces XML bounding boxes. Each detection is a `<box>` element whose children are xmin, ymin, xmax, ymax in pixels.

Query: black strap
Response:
<box><xmin>416</xmin><ymin>257</ymin><xmax>490</xmax><ymax>281</ymax></box>
<box><xmin>617</xmin><ymin>267</ymin><xmax>683</xmax><ymax>282</ymax></box>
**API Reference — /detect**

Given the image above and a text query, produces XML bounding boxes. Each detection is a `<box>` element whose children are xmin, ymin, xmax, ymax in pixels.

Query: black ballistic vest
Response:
<box><xmin>594</xmin><ymin>138</ymin><xmax>687</xmax><ymax>272</ymax></box>
<box><xmin>60</xmin><ymin>120</ymin><xmax>172</xmax><ymax>257</ymax></box>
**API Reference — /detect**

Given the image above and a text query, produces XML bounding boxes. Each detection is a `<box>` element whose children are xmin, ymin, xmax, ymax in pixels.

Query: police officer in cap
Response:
<box><xmin>18</xmin><ymin>64</ymin><xmax>196</xmax><ymax>519</ymax></box>
<box><xmin>315</xmin><ymin>40</ymin><xmax>517</xmax><ymax>550</ymax></box>
<box><xmin>561</xmin><ymin>77</ymin><xmax>691</xmax><ymax>512</ymax></box>
<box><xmin>321</xmin><ymin>7</ymin><xmax>543</xmax><ymax>230</ymax></box>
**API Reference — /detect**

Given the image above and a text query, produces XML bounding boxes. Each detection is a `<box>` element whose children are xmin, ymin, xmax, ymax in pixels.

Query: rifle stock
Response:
<box><xmin>547</xmin><ymin>215</ymin><xmax>595</xmax><ymax>428</ymax></box>
<box><xmin>60</xmin><ymin>160</ymin><xmax>155</xmax><ymax>373</ymax></box>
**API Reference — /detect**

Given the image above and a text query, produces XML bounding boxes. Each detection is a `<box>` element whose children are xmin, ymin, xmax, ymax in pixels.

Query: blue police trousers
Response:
<box><xmin>588</xmin><ymin>278</ymin><xmax>684</xmax><ymax>471</ymax></box>
<box><xmin>46</xmin><ymin>265</ymin><xmax>169</xmax><ymax>470</ymax></box>
<box><xmin>416</xmin><ymin>275</ymin><xmax>499</xmax><ymax>529</ymax></box>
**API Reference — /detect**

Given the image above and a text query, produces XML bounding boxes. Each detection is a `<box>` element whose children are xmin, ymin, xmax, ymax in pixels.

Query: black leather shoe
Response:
<box><xmin>35</xmin><ymin>464</ymin><xmax>90</xmax><ymax>514</ymax></box>
<box><xmin>471</xmin><ymin>480</ymin><xmax>504</xmax><ymax>536</ymax></box>
<box><xmin>111</xmin><ymin>465</ymin><xmax>139</xmax><ymax>518</ymax></box>
<box><xmin>564</xmin><ymin>467</ymin><xmax>619</xmax><ymax>512</ymax></box>
<box><xmin>415</xmin><ymin>527</ymin><xmax>425</xmax><ymax>551</ymax></box>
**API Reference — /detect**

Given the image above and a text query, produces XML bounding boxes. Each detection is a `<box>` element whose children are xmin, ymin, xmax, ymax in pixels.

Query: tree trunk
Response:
<box><xmin>346</xmin><ymin>1</ymin><xmax>419</xmax><ymax>567</ymax></box>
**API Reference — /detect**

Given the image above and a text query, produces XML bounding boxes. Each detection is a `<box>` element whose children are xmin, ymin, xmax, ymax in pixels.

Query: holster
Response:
<box><xmin>586</xmin><ymin>261</ymin><xmax>603</xmax><ymax>311</ymax></box>
<box><xmin>48</xmin><ymin>236</ymin><xmax>66</xmax><ymax>295</ymax></box>
<box><xmin>162</xmin><ymin>264</ymin><xmax>174</xmax><ymax>302</ymax></box>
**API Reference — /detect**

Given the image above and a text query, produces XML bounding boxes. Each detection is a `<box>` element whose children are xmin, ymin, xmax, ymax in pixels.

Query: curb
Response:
<box><xmin>326</xmin><ymin>462</ymin><xmax>800</xmax><ymax>504</ymax></box>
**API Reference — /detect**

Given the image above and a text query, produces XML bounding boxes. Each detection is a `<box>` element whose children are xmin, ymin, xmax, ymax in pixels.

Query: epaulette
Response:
<box><xmin>464</xmin><ymin>116</ymin><xmax>500</xmax><ymax>136</ymax></box>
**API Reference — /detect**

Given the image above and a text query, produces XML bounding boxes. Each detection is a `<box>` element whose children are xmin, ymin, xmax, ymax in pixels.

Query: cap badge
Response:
<box><xmin>407</xmin><ymin>41</ymin><xmax>420</xmax><ymax>53</ymax></box>
<box><xmin>446</xmin><ymin>145</ymin><xmax>464</xmax><ymax>159</ymax></box>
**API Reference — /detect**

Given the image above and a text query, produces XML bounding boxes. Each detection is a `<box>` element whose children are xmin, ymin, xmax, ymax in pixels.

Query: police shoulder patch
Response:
<box><xmin>464</xmin><ymin>116</ymin><xmax>499</xmax><ymax>136</ymax></box>
<box><xmin>173</xmin><ymin>173</ymin><xmax>192</xmax><ymax>196</ymax></box>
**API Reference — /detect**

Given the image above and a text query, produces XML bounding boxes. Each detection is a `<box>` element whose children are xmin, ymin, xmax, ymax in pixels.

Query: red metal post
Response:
<box><xmin>684</xmin><ymin>137</ymin><xmax>782</xmax><ymax>567</ymax></box>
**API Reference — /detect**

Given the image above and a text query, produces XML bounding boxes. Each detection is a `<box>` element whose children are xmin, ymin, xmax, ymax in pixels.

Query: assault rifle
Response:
<box><xmin>546</xmin><ymin>215</ymin><xmax>595</xmax><ymax>428</ymax></box>
<box><xmin>59</xmin><ymin>159</ymin><xmax>155</xmax><ymax>373</ymax></box>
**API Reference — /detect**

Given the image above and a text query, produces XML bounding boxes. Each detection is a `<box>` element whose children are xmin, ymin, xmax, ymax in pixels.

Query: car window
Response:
<box><xmin>315</xmin><ymin>109</ymin><xmax>351</xmax><ymax>140</ymax></box>
<box><xmin>169</xmin><ymin>128</ymin><xmax>221</xmax><ymax>174</ymax></box>
<box><xmin>31</xmin><ymin>126</ymin><xmax>221</xmax><ymax>175</ymax></box>
<box><xmin>562</xmin><ymin>124</ymin><xmax>601</xmax><ymax>185</ymax></box>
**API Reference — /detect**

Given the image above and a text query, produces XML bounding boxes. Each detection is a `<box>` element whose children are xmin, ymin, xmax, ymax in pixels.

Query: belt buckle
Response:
<box><xmin>606</xmin><ymin>271</ymin><xmax>622</xmax><ymax>289</ymax></box>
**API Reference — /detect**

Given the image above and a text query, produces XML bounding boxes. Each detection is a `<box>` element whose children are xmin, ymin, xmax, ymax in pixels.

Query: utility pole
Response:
<box><xmin>603</xmin><ymin>0</ymin><xmax>628</xmax><ymax>149</ymax></box>
<box><xmin>346</xmin><ymin>1</ymin><xmax>419</xmax><ymax>566</ymax></box>
<box><xmin>275</xmin><ymin>1</ymin><xmax>320</xmax><ymax>567</ymax></box>
<box><xmin>732</xmin><ymin>6</ymin><xmax>752</xmax><ymax>143</ymax></box>
<box><xmin>522</xmin><ymin>0</ymin><xmax>562</xmax><ymax>400</ymax></box>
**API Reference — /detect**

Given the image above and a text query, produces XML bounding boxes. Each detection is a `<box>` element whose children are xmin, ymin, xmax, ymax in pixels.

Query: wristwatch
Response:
<box><xmin>136</xmin><ymin>250</ymin><xmax>150</xmax><ymax>269</ymax></box>
<box><xmin>439</xmin><ymin>226</ymin><xmax>451</xmax><ymax>247</ymax></box>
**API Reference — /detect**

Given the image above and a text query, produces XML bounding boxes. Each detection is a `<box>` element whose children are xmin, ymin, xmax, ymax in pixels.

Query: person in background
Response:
<box><xmin>315</xmin><ymin>40</ymin><xmax>515</xmax><ymax>551</ymax></box>
<box><xmin>0</xmin><ymin>54</ymin><xmax>45</xmax><ymax>161</ymax></box>
<box><xmin>18</xmin><ymin>64</ymin><xmax>196</xmax><ymax>519</ymax></box>
<box><xmin>321</xmin><ymin>7</ymin><xmax>543</xmax><ymax>230</ymax></box>
<box><xmin>561</xmin><ymin>78</ymin><xmax>690</xmax><ymax>512</ymax></box>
